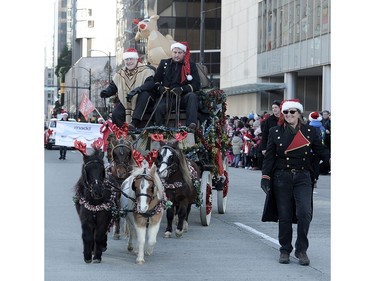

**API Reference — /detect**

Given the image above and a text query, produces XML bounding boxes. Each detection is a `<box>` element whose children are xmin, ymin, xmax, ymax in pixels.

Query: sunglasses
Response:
<box><xmin>282</xmin><ymin>110</ymin><xmax>297</xmax><ymax>115</ymax></box>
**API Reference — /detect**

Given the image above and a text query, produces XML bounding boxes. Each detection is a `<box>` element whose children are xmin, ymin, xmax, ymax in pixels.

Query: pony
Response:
<box><xmin>106</xmin><ymin>135</ymin><xmax>137</xmax><ymax>239</ymax></box>
<box><xmin>155</xmin><ymin>140</ymin><xmax>201</xmax><ymax>238</ymax></box>
<box><xmin>73</xmin><ymin>143</ymin><xmax>116</xmax><ymax>263</ymax></box>
<box><xmin>120</xmin><ymin>163</ymin><xmax>165</xmax><ymax>264</ymax></box>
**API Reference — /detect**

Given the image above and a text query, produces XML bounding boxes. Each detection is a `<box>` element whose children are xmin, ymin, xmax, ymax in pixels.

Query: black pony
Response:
<box><xmin>155</xmin><ymin>140</ymin><xmax>201</xmax><ymax>238</ymax></box>
<box><xmin>73</xmin><ymin>144</ymin><xmax>116</xmax><ymax>263</ymax></box>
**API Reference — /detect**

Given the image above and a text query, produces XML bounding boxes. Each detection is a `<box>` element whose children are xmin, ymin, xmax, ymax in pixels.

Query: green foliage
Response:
<box><xmin>55</xmin><ymin>45</ymin><xmax>72</xmax><ymax>83</ymax></box>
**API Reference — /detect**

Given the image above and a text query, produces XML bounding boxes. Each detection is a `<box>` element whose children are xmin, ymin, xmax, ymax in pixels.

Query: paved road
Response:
<box><xmin>44</xmin><ymin>148</ymin><xmax>330</xmax><ymax>281</ymax></box>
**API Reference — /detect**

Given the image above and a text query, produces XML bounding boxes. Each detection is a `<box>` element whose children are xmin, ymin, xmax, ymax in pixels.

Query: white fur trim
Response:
<box><xmin>170</xmin><ymin>42</ymin><xmax>186</xmax><ymax>52</ymax></box>
<box><xmin>123</xmin><ymin>52</ymin><xmax>139</xmax><ymax>60</ymax></box>
<box><xmin>282</xmin><ymin>101</ymin><xmax>303</xmax><ymax>113</ymax></box>
<box><xmin>309</xmin><ymin>112</ymin><xmax>322</xmax><ymax>122</ymax></box>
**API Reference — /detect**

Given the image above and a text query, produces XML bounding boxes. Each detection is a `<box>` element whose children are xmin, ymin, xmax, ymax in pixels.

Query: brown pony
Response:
<box><xmin>155</xmin><ymin>140</ymin><xmax>201</xmax><ymax>238</ymax></box>
<box><xmin>106</xmin><ymin>135</ymin><xmax>137</xmax><ymax>239</ymax></box>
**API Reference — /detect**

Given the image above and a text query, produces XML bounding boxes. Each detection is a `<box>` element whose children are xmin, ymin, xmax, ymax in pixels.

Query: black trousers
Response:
<box><xmin>153</xmin><ymin>92</ymin><xmax>199</xmax><ymax>126</ymax></box>
<box><xmin>273</xmin><ymin>169</ymin><xmax>312</xmax><ymax>254</ymax></box>
<box><xmin>59</xmin><ymin>146</ymin><xmax>67</xmax><ymax>158</ymax></box>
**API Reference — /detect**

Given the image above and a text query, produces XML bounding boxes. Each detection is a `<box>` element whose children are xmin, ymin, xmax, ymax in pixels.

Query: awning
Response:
<box><xmin>222</xmin><ymin>83</ymin><xmax>286</xmax><ymax>96</ymax></box>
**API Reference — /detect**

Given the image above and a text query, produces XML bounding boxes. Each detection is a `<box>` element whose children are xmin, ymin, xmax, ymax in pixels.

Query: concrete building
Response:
<box><xmin>221</xmin><ymin>0</ymin><xmax>331</xmax><ymax>117</ymax></box>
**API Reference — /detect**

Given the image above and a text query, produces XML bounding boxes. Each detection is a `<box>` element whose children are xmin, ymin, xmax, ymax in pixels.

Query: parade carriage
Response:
<box><xmin>128</xmin><ymin>87</ymin><xmax>230</xmax><ymax>227</ymax></box>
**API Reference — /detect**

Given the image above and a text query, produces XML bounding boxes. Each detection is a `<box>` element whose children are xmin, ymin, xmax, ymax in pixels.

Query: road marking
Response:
<box><xmin>234</xmin><ymin>222</ymin><xmax>279</xmax><ymax>245</ymax></box>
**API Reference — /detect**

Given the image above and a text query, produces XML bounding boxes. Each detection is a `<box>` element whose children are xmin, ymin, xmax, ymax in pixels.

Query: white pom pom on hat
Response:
<box><xmin>281</xmin><ymin>99</ymin><xmax>304</xmax><ymax>113</ymax></box>
<box><xmin>309</xmin><ymin>111</ymin><xmax>322</xmax><ymax>122</ymax></box>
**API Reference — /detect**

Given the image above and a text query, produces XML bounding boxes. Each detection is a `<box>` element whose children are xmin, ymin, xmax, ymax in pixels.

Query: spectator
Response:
<box><xmin>261</xmin><ymin>99</ymin><xmax>330</xmax><ymax>266</ymax></box>
<box><xmin>100</xmin><ymin>48</ymin><xmax>155</xmax><ymax>129</ymax></box>
<box><xmin>320</xmin><ymin>110</ymin><xmax>331</xmax><ymax>175</ymax></box>
<box><xmin>308</xmin><ymin>111</ymin><xmax>326</xmax><ymax>188</ymax></box>
<box><xmin>152</xmin><ymin>41</ymin><xmax>201</xmax><ymax>130</ymax></box>
<box><xmin>59</xmin><ymin>112</ymin><xmax>69</xmax><ymax>160</ymax></box>
<box><xmin>231</xmin><ymin>130</ymin><xmax>244</xmax><ymax>168</ymax></box>
<box><xmin>261</xmin><ymin>100</ymin><xmax>281</xmax><ymax>155</ymax></box>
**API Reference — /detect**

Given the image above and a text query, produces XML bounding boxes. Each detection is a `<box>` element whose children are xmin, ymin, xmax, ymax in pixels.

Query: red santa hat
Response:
<box><xmin>278</xmin><ymin>99</ymin><xmax>304</xmax><ymax>126</ymax></box>
<box><xmin>171</xmin><ymin>41</ymin><xmax>192</xmax><ymax>82</ymax></box>
<box><xmin>98</xmin><ymin>117</ymin><xmax>104</xmax><ymax>123</ymax></box>
<box><xmin>281</xmin><ymin>99</ymin><xmax>304</xmax><ymax>113</ymax></box>
<box><xmin>123</xmin><ymin>48</ymin><xmax>141</xmax><ymax>62</ymax></box>
<box><xmin>308</xmin><ymin>111</ymin><xmax>322</xmax><ymax>122</ymax></box>
<box><xmin>62</xmin><ymin>112</ymin><xmax>68</xmax><ymax>117</ymax></box>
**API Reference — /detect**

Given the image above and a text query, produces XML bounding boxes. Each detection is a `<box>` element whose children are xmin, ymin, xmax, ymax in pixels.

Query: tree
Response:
<box><xmin>55</xmin><ymin>45</ymin><xmax>72</xmax><ymax>83</ymax></box>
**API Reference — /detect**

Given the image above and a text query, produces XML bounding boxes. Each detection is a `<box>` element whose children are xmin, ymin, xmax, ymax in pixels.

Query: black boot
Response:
<box><xmin>62</xmin><ymin>148</ymin><xmax>67</xmax><ymax>160</ymax></box>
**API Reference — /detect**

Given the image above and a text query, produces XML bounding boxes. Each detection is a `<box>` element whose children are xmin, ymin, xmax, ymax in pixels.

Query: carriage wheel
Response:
<box><xmin>217</xmin><ymin>156</ymin><xmax>229</xmax><ymax>214</ymax></box>
<box><xmin>200</xmin><ymin>171</ymin><xmax>212</xmax><ymax>226</ymax></box>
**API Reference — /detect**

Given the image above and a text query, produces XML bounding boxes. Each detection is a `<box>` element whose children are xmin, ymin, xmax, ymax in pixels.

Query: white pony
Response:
<box><xmin>120</xmin><ymin>162</ymin><xmax>165</xmax><ymax>264</ymax></box>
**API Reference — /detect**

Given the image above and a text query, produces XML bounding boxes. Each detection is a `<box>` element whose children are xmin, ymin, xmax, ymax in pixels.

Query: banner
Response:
<box><xmin>79</xmin><ymin>92</ymin><xmax>95</xmax><ymax>121</ymax></box>
<box><xmin>55</xmin><ymin>121</ymin><xmax>103</xmax><ymax>148</ymax></box>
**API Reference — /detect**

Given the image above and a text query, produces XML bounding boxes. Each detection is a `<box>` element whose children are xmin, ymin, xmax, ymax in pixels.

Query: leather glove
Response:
<box><xmin>171</xmin><ymin>87</ymin><xmax>183</xmax><ymax>96</ymax></box>
<box><xmin>126</xmin><ymin>87</ymin><xmax>141</xmax><ymax>103</ymax></box>
<box><xmin>100</xmin><ymin>90</ymin><xmax>108</xmax><ymax>98</ymax></box>
<box><xmin>260</xmin><ymin>178</ymin><xmax>271</xmax><ymax>195</ymax></box>
<box><xmin>158</xmin><ymin>85</ymin><xmax>167</xmax><ymax>95</ymax></box>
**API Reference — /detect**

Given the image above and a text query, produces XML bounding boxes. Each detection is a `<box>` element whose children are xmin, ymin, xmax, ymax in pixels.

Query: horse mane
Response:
<box><xmin>165</xmin><ymin>142</ymin><xmax>193</xmax><ymax>191</ymax></box>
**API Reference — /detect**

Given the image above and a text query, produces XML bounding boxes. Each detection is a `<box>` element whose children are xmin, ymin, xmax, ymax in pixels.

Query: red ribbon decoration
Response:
<box><xmin>132</xmin><ymin>149</ymin><xmax>145</xmax><ymax>167</ymax></box>
<box><xmin>47</xmin><ymin>128</ymin><xmax>53</xmax><ymax>136</ymax></box>
<box><xmin>112</xmin><ymin>123</ymin><xmax>129</xmax><ymax>139</ymax></box>
<box><xmin>175</xmin><ymin>131</ymin><xmax>188</xmax><ymax>142</ymax></box>
<box><xmin>100</xmin><ymin>120</ymin><xmax>113</xmax><ymax>151</ymax></box>
<box><xmin>74</xmin><ymin>140</ymin><xmax>87</xmax><ymax>156</ymax></box>
<box><xmin>91</xmin><ymin>138</ymin><xmax>104</xmax><ymax>150</ymax></box>
<box><xmin>150</xmin><ymin>133</ymin><xmax>164</xmax><ymax>142</ymax></box>
<box><xmin>144</xmin><ymin>149</ymin><xmax>158</xmax><ymax>168</ymax></box>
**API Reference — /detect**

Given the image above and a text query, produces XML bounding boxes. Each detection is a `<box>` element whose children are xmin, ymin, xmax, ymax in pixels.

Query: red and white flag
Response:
<box><xmin>79</xmin><ymin>92</ymin><xmax>95</xmax><ymax>121</ymax></box>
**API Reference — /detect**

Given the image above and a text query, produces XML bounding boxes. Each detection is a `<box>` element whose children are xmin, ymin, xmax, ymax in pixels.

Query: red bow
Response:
<box><xmin>132</xmin><ymin>149</ymin><xmax>145</xmax><ymax>167</ymax></box>
<box><xmin>175</xmin><ymin>131</ymin><xmax>188</xmax><ymax>142</ymax></box>
<box><xmin>150</xmin><ymin>133</ymin><xmax>164</xmax><ymax>142</ymax></box>
<box><xmin>91</xmin><ymin>138</ymin><xmax>103</xmax><ymax>150</ymax></box>
<box><xmin>112</xmin><ymin>123</ymin><xmax>129</xmax><ymax>139</ymax></box>
<box><xmin>74</xmin><ymin>140</ymin><xmax>87</xmax><ymax>156</ymax></box>
<box><xmin>144</xmin><ymin>149</ymin><xmax>158</xmax><ymax>168</ymax></box>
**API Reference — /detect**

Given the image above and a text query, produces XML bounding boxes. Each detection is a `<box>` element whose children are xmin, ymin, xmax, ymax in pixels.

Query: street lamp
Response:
<box><xmin>89</xmin><ymin>49</ymin><xmax>111</xmax><ymax>84</ymax></box>
<box><xmin>72</xmin><ymin>65</ymin><xmax>91</xmax><ymax>100</ymax></box>
<box><xmin>72</xmin><ymin>78</ymin><xmax>79</xmax><ymax>119</ymax></box>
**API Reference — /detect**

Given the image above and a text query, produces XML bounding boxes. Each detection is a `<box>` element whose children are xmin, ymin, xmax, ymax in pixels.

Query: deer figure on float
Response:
<box><xmin>133</xmin><ymin>15</ymin><xmax>176</xmax><ymax>67</ymax></box>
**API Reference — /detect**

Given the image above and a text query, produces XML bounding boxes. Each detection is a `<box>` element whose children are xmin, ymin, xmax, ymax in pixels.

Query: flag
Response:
<box><xmin>79</xmin><ymin>92</ymin><xmax>95</xmax><ymax>121</ymax></box>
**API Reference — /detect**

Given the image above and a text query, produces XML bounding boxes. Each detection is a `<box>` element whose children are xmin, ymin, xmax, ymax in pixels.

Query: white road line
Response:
<box><xmin>234</xmin><ymin>222</ymin><xmax>279</xmax><ymax>245</ymax></box>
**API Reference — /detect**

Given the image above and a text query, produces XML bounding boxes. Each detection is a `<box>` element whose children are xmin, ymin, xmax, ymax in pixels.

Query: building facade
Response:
<box><xmin>221</xmin><ymin>0</ymin><xmax>331</xmax><ymax>117</ymax></box>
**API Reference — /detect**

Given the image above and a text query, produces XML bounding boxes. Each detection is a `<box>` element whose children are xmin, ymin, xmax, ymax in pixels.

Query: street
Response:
<box><xmin>44</xmin><ymin>148</ymin><xmax>330</xmax><ymax>281</ymax></box>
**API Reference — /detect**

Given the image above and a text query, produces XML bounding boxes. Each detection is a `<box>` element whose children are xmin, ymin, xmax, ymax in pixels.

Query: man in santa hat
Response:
<box><xmin>100</xmin><ymin>48</ymin><xmax>155</xmax><ymax>129</ymax></box>
<box><xmin>152</xmin><ymin>41</ymin><xmax>201</xmax><ymax>130</ymax></box>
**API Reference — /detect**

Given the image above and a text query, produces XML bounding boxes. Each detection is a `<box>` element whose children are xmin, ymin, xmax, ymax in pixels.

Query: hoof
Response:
<box><xmin>175</xmin><ymin>229</ymin><xmax>183</xmax><ymax>238</ymax></box>
<box><xmin>164</xmin><ymin>231</ymin><xmax>172</xmax><ymax>238</ymax></box>
<box><xmin>92</xmin><ymin>258</ymin><xmax>102</xmax><ymax>263</ymax></box>
<box><xmin>136</xmin><ymin>259</ymin><xmax>145</xmax><ymax>265</ymax></box>
<box><xmin>127</xmin><ymin>245</ymin><xmax>134</xmax><ymax>252</ymax></box>
<box><xmin>84</xmin><ymin>258</ymin><xmax>92</xmax><ymax>263</ymax></box>
<box><xmin>113</xmin><ymin>234</ymin><xmax>120</xmax><ymax>240</ymax></box>
<box><xmin>183</xmin><ymin>221</ymin><xmax>189</xmax><ymax>232</ymax></box>
<box><xmin>102</xmin><ymin>247</ymin><xmax>107</xmax><ymax>252</ymax></box>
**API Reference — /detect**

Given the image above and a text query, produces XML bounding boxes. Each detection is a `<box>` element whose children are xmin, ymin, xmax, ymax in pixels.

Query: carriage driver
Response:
<box><xmin>152</xmin><ymin>41</ymin><xmax>201</xmax><ymax>130</ymax></box>
<box><xmin>100</xmin><ymin>48</ymin><xmax>155</xmax><ymax>129</ymax></box>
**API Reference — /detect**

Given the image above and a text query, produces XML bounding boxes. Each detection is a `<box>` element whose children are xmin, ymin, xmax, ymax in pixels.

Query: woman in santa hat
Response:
<box><xmin>260</xmin><ymin>99</ymin><xmax>330</xmax><ymax>266</ymax></box>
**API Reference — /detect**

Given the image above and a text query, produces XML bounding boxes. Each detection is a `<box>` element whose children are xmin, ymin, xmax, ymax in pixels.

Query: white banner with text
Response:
<box><xmin>55</xmin><ymin>121</ymin><xmax>103</xmax><ymax>147</ymax></box>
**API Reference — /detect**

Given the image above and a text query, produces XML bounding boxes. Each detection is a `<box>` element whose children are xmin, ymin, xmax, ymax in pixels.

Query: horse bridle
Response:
<box><xmin>133</xmin><ymin>171</ymin><xmax>157</xmax><ymax>202</ymax></box>
<box><xmin>111</xmin><ymin>143</ymin><xmax>132</xmax><ymax>177</ymax></box>
<box><xmin>157</xmin><ymin>145</ymin><xmax>178</xmax><ymax>176</ymax></box>
<box><xmin>83</xmin><ymin>160</ymin><xmax>110</xmax><ymax>198</ymax></box>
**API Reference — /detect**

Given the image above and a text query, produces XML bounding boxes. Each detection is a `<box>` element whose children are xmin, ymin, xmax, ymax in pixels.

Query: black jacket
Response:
<box><xmin>153</xmin><ymin>58</ymin><xmax>201</xmax><ymax>95</ymax></box>
<box><xmin>262</xmin><ymin>123</ymin><xmax>330</xmax><ymax>177</ymax></box>
<box><xmin>261</xmin><ymin>114</ymin><xmax>279</xmax><ymax>151</ymax></box>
